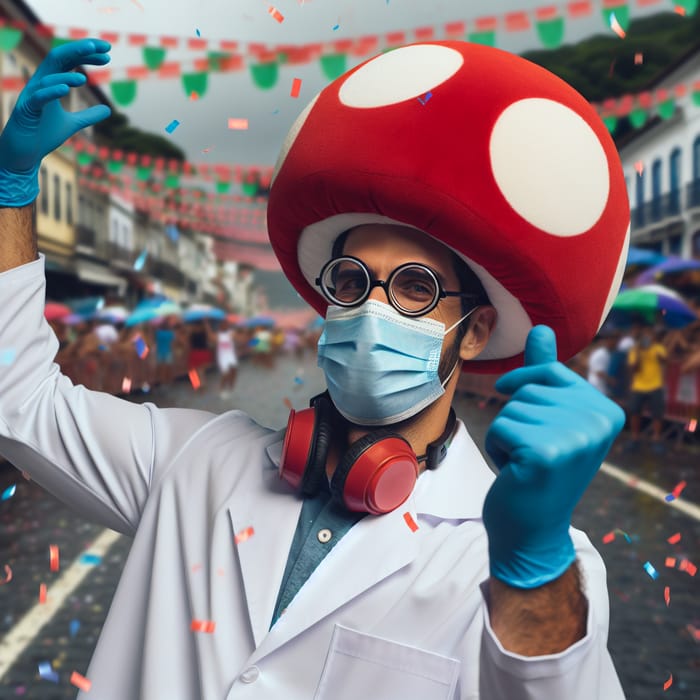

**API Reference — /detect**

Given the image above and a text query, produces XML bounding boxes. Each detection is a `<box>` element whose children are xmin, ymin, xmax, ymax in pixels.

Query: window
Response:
<box><xmin>669</xmin><ymin>148</ymin><xmax>681</xmax><ymax>214</ymax></box>
<box><xmin>694</xmin><ymin>135</ymin><xmax>700</xmax><ymax>182</ymax></box>
<box><xmin>111</xmin><ymin>218</ymin><xmax>118</xmax><ymax>243</ymax></box>
<box><xmin>40</xmin><ymin>167</ymin><xmax>49</xmax><ymax>215</ymax></box>
<box><xmin>65</xmin><ymin>182</ymin><xmax>73</xmax><ymax>225</ymax></box>
<box><xmin>668</xmin><ymin>234</ymin><xmax>682</xmax><ymax>256</ymax></box>
<box><xmin>651</xmin><ymin>158</ymin><xmax>662</xmax><ymax>221</ymax></box>
<box><xmin>634</xmin><ymin>166</ymin><xmax>645</xmax><ymax>227</ymax></box>
<box><xmin>52</xmin><ymin>174</ymin><xmax>61</xmax><ymax>221</ymax></box>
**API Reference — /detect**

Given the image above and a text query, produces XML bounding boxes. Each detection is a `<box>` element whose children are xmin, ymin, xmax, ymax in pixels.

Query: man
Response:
<box><xmin>0</xmin><ymin>40</ymin><xmax>628</xmax><ymax>698</ymax></box>
<box><xmin>626</xmin><ymin>326</ymin><xmax>668</xmax><ymax>451</ymax></box>
<box><xmin>587</xmin><ymin>334</ymin><xmax>618</xmax><ymax>396</ymax></box>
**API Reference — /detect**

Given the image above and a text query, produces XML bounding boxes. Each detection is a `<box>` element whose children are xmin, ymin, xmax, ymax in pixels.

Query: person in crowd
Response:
<box><xmin>212</xmin><ymin>317</ymin><xmax>239</xmax><ymax>398</ymax></box>
<box><xmin>154</xmin><ymin>315</ymin><xmax>180</xmax><ymax>389</ymax></box>
<box><xmin>0</xmin><ymin>39</ymin><xmax>628</xmax><ymax>699</ymax></box>
<box><xmin>626</xmin><ymin>326</ymin><xmax>668</xmax><ymax>451</ymax></box>
<box><xmin>587</xmin><ymin>334</ymin><xmax>618</xmax><ymax>397</ymax></box>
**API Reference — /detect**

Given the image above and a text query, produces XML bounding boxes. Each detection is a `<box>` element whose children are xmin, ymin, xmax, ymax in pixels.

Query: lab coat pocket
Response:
<box><xmin>314</xmin><ymin>624</ymin><xmax>460</xmax><ymax>700</ymax></box>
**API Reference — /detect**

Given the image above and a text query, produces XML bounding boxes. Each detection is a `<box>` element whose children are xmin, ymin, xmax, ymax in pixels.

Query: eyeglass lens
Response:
<box><xmin>322</xmin><ymin>258</ymin><xmax>439</xmax><ymax>314</ymax></box>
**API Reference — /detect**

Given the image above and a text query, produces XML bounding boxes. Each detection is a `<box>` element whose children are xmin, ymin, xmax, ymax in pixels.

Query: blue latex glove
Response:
<box><xmin>483</xmin><ymin>325</ymin><xmax>625</xmax><ymax>589</ymax></box>
<box><xmin>0</xmin><ymin>39</ymin><xmax>111</xmax><ymax>207</ymax></box>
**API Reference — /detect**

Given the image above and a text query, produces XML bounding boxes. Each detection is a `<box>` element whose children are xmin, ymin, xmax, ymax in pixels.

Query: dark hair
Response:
<box><xmin>331</xmin><ymin>229</ymin><xmax>490</xmax><ymax>340</ymax></box>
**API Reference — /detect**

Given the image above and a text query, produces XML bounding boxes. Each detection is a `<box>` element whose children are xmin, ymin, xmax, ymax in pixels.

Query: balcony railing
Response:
<box><xmin>631</xmin><ymin>181</ymin><xmax>700</xmax><ymax>230</ymax></box>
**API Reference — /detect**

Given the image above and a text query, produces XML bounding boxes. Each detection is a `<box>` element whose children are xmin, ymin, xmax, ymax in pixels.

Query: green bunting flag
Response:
<box><xmin>674</xmin><ymin>0</ymin><xmax>698</xmax><ymax>16</ymax></box>
<box><xmin>693</xmin><ymin>88</ymin><xmax>700</xmax><ymax>107</ymax></box>
<box><xmin>657</xmin><ymin>98</ymin><xmax>676</xmax><ymax>120</ymax></box>
<box><xmin>143</xmin><ymin>46</ymin><xmax>167</xmax><ymax>70</ymax></box>
<box><xmin>467</xmin><ymin>31</ymin><xmax>496</xmax><ymax>47</ymax></box>
<box><xmin>216</xmin><ymin>181</ymin><xmax>231</xmax><ymax>194</ymax></box>
<box><xmin>136</xmin><ymin>165</ymin><xmax>154</xmax><ymax>181</ymax></box>
<box><xmin>320</xmin><ymin>54</ymin><xmax>347</xmax><ymax>81</ymax></box>
<box><xmin>207</xmin><ymin>51</ymin><xmax>231</xmax><ymax>71</ymax></box>
<box><xmin>0</xmin><ymin>27</ymin><xmax>23</xmax><ymax>52</ymax></box>
<box><xmin>535</xmin><ymin>17</ymin><xmax>565</xmax><ymax>49</ymax></box>
<box><xmin>603</xmin><ymin>115</ymin><xmax>619</xmax><ymax>134</ymax></box>
<box><xmin>601</xmin><ymin>4</ymin><xmax>630</xmax><ymax>33</ymax></box>
<box><xmin>110</xmin><ymin>80</ymin><xmax>138</xmax><ymax>107</ymax></box>
<box><xmin>76</xmin><ymin>153</ymin><xmax>93</xmax><ymax>167</ymax></box>
<box><xmin>106</xmin><ymin>160</ymin><xmax>124</xmax><ymax>175</ymax></box>
<box><xmin>629</xmin><ymin>107</ymin><xmax>648</xmax><ymax>129</ymax></box>
<box><xmin>182</xmin><ymin>72</ymin><xmax>208</xmax><ymax>99</ymax></box>
<box><xmin>241</xmin><ymin>180</ymin><xmax>259</xmax><ymax>197</ymax></box>
<box><xmin>250</xmin><ymin>61</ymin><xmax>278</xmax><ymax>90</ymax></box>
<box><xmin>165</xmin><ymin>174</ymin><xmax>180</xmax><ymax>189</ymax></box>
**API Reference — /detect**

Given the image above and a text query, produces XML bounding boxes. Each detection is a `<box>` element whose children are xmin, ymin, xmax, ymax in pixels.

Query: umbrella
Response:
<box><xmin>626</xmin><ymin>246</ymin><xmax>666</xmax><ymax>268</ymax></box>
<box><xmin>125</xmin><ymin>302</ymin><xmax>181</xmax><ymax>327</ymax></box>
<box><xmin>610</xmin><ymin>284</ymin><xmax>697</xmax><ymax>328</ymax></box>
<box><xmin>65</xmin><ymin>296</ymin><xmax>105</xmax><ymax>316</ymax></box>
<box><xmin>94</xmin><ymin>305</ymin><xmax>129</xmax><ymax>324</ymax></box>
<box><xmin>44</xmin><ymin>302</ymin><xmax>72</xmax><ymax>321</ymax></box>
<box><xmin>182</xmin><ymin>305</ymin><xmax>227</xmax><ymax>322</ymax></box>
<box><xmin>634</xmin><ymin>256</ymin><xmax>700</xmax><ymax>286</ymax></box>
<box><xmin>243</xmin><ymin>315</ymin><xmax>275</xmax><ymax>328</ymax></box>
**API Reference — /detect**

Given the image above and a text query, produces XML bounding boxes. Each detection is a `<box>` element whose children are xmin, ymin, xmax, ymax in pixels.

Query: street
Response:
<box><xmin>0</xmin><ymin>352</ymin><xmax>698</xmax><ymax>699</ymax></box>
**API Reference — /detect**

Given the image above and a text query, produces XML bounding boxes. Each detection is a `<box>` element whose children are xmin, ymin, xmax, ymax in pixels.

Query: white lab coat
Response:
<box><xmin>0</xmin><ymin>256</ymin><xmax>625</xmax><ymax>699</ymax></box>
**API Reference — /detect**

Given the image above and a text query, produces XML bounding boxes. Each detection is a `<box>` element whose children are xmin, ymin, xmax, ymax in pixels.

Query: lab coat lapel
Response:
<box><xmin>251</xmin><ymin>495</ymin><xmax>421</xmax><ymax>661</ymax></box>
<box><xmin>228</xmin><ymin>461</ymin><xmax>302</xmax><ymax>648</ymax></box>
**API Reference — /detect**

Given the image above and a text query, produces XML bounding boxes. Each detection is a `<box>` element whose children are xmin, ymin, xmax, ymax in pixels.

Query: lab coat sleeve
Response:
<box><xmin>477</xmin><ymin>528</ymin><xmax>626</xmax><ymax>700</ymax></box>
<box><xmin>0</xmin><ymin>256</ymin><xmax>217</xmax><ymax>536</ymax></box>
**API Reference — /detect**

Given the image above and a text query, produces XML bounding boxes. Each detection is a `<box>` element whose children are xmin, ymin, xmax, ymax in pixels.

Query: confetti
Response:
<box><xmin>79</xmin><ymin>553</ymin><xmax>102</xmax><ymax>565</ymax></box>
<box><xmin>403</xmin><ymin>512</ymin><xmax>419</xmax><ymax>532</ymax></box>
<box><xmin>228</xmin><ymin>118</ymin><xmax>249</xmax><ymax>130</ymax></box>
<box><xmin>643</xmin><ymin>561</ymin><xmax>658</xmax><ymax>580</ymax></box>
<box><xmin>131</xmin><ymin>0</ymin><xmax>144</xmax><ymax>9</ymax></box>
<box><xmin>674</xmin><ymin>4</ymin><xmax>686</xmax><ymax>14</ymax></box>
<box><xmin>196</xmin><ymin>29</ymin><xmax>201</xmax><ymax>37</ymax></box>
<box><xmin>188</xmin><ymin>369</ymin><xmax>201</xmax><ymax>390</ymax></box>
<box><xmin>283</xmin><ymin>397</ymin><xmax>293</xmax><ymax>410</ymax></box>
<box><xmin>121</xmin><ymin>376</ymin><xmax>132</xmax><ymax>394</ymax></box>
<box><xmin>635</xmin><ymin>52</ymin><xmax>644</xmax><ymax>65</ymax></box>
<box><xmin>672</xmin><ymin>480</ymin><xmax>687</xmax><ymax>498</ymax></box>
<box><xmin>165</xmin><ymin>119</ymin><xmax>180</xmax><ymax>134</ymax></box>
<box><xmin>609</xmin><ymin>12</ymin><xmax>626</xmax><ymax>38</ymax></box>
<box><xmin>39</xmin><ymin>582</ymin><xmax>47</xmax><ymax>603</ymax></box>
<box><xmin>602</xmin><ymin>531</ymin><xmax>616</xmax><ymax>544</ymax></box>
<box><xmin>191</xmin><ymin>619</ymin><xmax>216</xmax><ymax>633</ymax></box>
<box><xmin>290</xmin><ymin>77</ymin><xmax>302</xmax><ymax>98</ymax></box>
<box><xmin>190</xmin><ymin>91</ymin><xmax>199</xmax><ymax>101</ymax></box>
<box><xmin>49</xmin><ymin>545</ymin><xmax>59</xmax><ymax>572</ymax></box>
<box><xmin>38</xmin><ymin>661</ymin><xmax>59</xmax><ymax>683</ymax></box>
<box><xmin>687</xmin><ymin>623</ymin><xmax>700</xmax><ymax>642</ymax></box>
<box><xmin>133</xmin><ymin>249</ymin><xmax>148</xmax><ymax>271</ymax></box>
<box><xmin>683</xmin><ymin>560</ymin><xmax>697</xmax><ymax>576</ymax></box>
<box><xmin>268</xmin><ymin>6</ymin><xmax>284</xmax><ymax>22</ymax></box>
<box><xmin>1</xmin><ymin>484</ymin><xmax>16</xmax><ymax>501</ymax></box>
<box><xmin>234</xmin><ymin>526</ymin><xmax>255</xmax><ymax>544</ymax></box>
<box><xmin>332</xmin><ymin>23</ymin><xmax>340</xmax><ymax>31</ymax></box>
<box><xmin>634</xmin><ymin>161</ymin><xmax>644</xmax><ymax>176</ymax></box>
<box><xmin>0</xmin><ymin>348</ymin><xmax>16</xmax><ymax>365</ymax></box>
<box><xmin>133</xmin><ymin>335</ymin><xmax>149</xmax><ymax>359</ymax></box>
<box><xmin>686</xmin><ymin>418</ymin><xmax>697</xmax><ymax>432</ymax></box>
<box><xmin>666</xmin><ymin>557</ymin><xmax>677</xmax><ymax>568</ymax></box>
<box><xmin>667</xmin><ymin>532</ymin><xmax>682</xmax><ymax>544</ymax></box>
<box><xmin>664</xmin><ymin>586</ymin><xmax>670</xmax><ymax>606</ymax></box>
<box><xmin>417</xmin><ymin>91</ymin><xmax>433</xmax><ymax>105</ymax></box>
<box><xmin>70</xmin><ymin>671</ymin><xmax>92</xmax><ymax>693</ymax></box>
<box><xmin>0</xmin><ymin>564</ymin><xmax>12</xmax><ymax>585</ymax></box>
<box><xmin>663</xmin><ymin>673</ymin><xmax>673</xmax><ymax>690</ymax></box>
<box><xmin>191</xmin><ymin>563</ymin><xmax>202</xmax><ymax>573</ymax></box>
<box><xmin>617</xmin><ymin>529</ymin><xmax>632</xmax><ymax>543</ymax></box>
<box><xmin>293</xmin><ymin>376</ymin><xmax>304</xmax><ymax>385</ymax></box>
<box><xmin>69</xmin><ymin>619</ymin><xmax>81</xmax><ymax>637</ymax></box>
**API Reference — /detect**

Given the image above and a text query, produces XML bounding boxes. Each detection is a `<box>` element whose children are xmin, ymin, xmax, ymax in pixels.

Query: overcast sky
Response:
<box><xmin>24</xmin><ymin>0</ymin><xmax>669</xmax><ymax>168</ymax></box>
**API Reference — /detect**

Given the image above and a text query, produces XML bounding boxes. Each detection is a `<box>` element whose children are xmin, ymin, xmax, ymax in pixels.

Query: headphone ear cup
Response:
<box><xmin>300</xmin><ymin>396</ymin><xmax>333</xmax><ymax>497</ymax></box>
<box><xmin>331</xmin><ymin>431</ymin><xmax>418</xmax><ymax>515</ymax></box>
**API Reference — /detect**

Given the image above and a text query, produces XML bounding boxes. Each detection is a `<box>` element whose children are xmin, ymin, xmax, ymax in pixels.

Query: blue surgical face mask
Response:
<box><xmin>317</xmin><ymin>300</ymin><xmax>476</xmax><ymax>426</ymax></box>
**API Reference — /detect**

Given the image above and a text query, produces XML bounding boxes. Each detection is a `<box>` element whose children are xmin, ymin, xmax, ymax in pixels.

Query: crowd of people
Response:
<box><xmin>579</xmin><ymin>317</ymin><xmax>700</xmax><ymax>451</ymax></box>
<box><xmin>46</xmin><ymin>312</ymin><xmax>321</xmax><ymax>398</ymax></box>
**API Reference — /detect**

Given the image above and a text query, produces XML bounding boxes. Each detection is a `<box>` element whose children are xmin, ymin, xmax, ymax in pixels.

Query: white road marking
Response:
<box><xmin>600</xmin><ymin>461</ymin><xmax>700</xmax><ymax>521</ymax></box>
<box><xmin>0</xmin><ymin>528</ymin><xmax>122</xmax><ymax>680</ymax></box>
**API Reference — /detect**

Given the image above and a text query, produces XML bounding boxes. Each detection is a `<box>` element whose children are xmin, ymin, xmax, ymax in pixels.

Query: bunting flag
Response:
<box><xmin>674</xmin><ymin>0</ymin><xmax>698</xmax><ymax>16</ymax></box>
<box><xmin>535</xmin><ymin>7</ymin><xmax>566</xmax><ymax>49</ymax></box>
<box><xmin>601</xmin><ymin>0</ymin><xmax>631</xmax><ymax>32</ymax></box>
<box><xmin>182</xmin><ymin>71</ymin><xmax>208</xmax><ymax>99</ymax></box>
<box><xmin>319</xmin><ymin>53</ymin><xmax>347</xmax><ymax>80</ymax></box>
<box><xmin>143</xmin><ymin>46</ymin><xmax>167</xmax><ymax>70</ymax></box>
<box><xmin>0</xmin><ymin>26</ymin><xmax>23</xmax><ymax>51</ymax></box>
<box><xmin>110</xmin><ymin>79</ymin><xmax>138</xmax><ymax>106</ymax></box>
<box><xmin>249</xmin><ymin>61</ymin><xmax>279</xmax><ymax>89</ymax></box>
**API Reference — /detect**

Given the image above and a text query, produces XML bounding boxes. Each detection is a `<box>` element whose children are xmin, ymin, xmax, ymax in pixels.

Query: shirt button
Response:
<box><xmin>239</xmin><ymin>666</ymin><xmax>260</xmax><ymax>684</ymax></box>
<box><xmin>317</xmin><ymin>528</ymin><xmax>332</xmax><ymax>544</ymax></box>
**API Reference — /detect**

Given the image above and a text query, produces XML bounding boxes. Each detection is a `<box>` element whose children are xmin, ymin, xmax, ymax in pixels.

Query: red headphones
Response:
<box><xmin>279</xmin><ymin>393</ymin><xmax>457</xmax><ymax>515</ymax></box>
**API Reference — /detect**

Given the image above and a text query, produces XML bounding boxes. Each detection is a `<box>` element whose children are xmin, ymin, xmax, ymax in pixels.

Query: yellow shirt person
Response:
<box><xmin>628</xmin><ymin>341</ymin><xmax>667</xmax><ymax>393</ymax></box>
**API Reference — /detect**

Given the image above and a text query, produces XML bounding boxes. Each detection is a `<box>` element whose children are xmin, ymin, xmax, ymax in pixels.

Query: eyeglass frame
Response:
<box><xmin>314</xmin><ymin>255</ymin><xmax>486</xmax><ymax>318</ymax></box>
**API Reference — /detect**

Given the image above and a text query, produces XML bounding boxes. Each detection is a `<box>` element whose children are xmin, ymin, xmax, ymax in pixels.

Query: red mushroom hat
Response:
<box><xmin>267</xmin><ymin>41</ymin><xmax>630</xmax><ymax>373</ymax></box>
